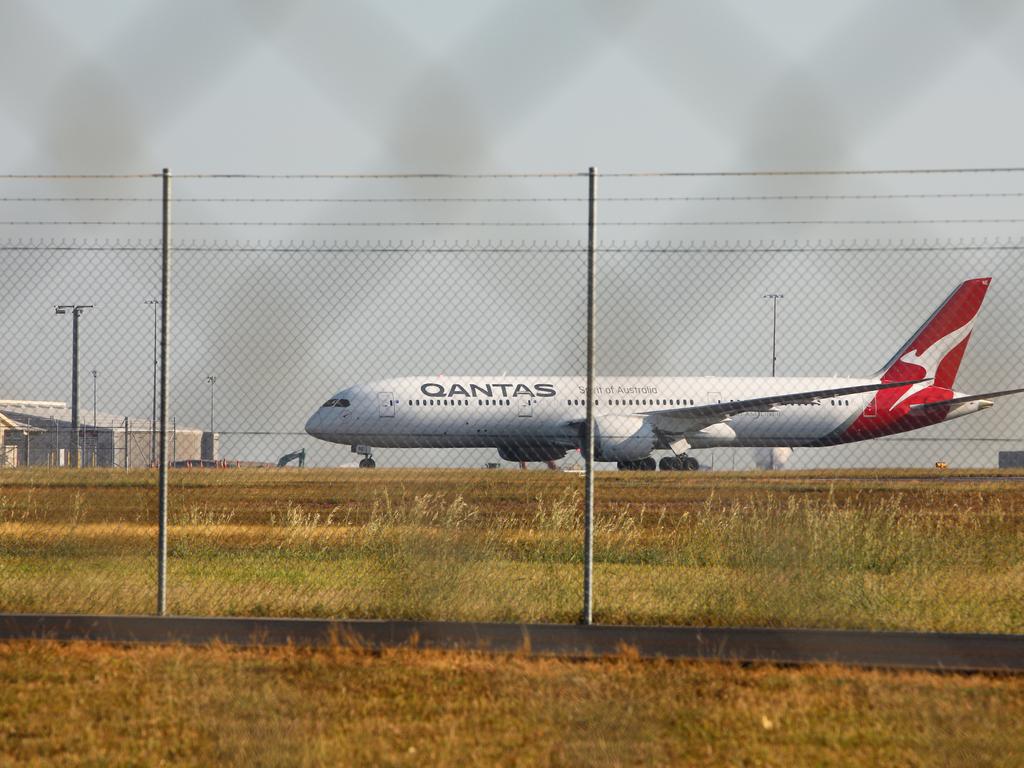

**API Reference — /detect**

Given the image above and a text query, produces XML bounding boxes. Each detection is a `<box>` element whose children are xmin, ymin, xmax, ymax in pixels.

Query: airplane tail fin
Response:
<box><xmin>875</xmin><ymin>277</ymin><xmax>991</xmax><ymax>389</ymax></box>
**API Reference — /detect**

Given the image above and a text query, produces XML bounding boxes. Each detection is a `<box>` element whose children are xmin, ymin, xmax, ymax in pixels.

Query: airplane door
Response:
<box><xmin>378</xmin><ymin>392</ymin><xmax>396</xmax><ymax>418</ymax></box>
<box><xmin>517</xmin><ymin>397</ymin><xmax>533</xmax><ymax>417</ymax></box>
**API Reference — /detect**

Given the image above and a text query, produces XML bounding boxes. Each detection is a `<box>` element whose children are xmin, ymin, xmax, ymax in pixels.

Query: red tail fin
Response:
<box><xmin>877</xmin><ymin>278</ymin><xmax>991</xmax><ymax>389</ymax></box>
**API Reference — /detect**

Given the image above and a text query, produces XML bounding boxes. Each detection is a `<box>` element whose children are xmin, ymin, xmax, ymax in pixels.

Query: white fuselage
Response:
<box><xmin>304</xmin><ymin>375</ymin><xmax>908</xmax><ymax>453</ymax></box>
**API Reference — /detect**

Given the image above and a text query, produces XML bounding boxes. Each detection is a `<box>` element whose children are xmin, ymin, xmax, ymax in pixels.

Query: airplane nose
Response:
<box><xmin>305</xmin><ymin>409</ymin><xmax>327</xmax><ymax>439</ymax></box>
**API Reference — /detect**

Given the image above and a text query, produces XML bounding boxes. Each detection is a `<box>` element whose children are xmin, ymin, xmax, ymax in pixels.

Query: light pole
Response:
<box><xmin>91</xmin><ymin>369</ymin><xmax>98</xmax><ymax>426</ymax></box>
<box><xmin>145</xmin><ymin>299</ymin><xmax>160</xmax><ymax>462</ymax></box>
<box><xmin>55</xmin><ymin>304</ymin><xmax>93</xmax><ymax>468</ymax></box>
<box><xmin>206</xmin><ymin>376</ymin><xmax>217</xmax><ymax>434</ymax></box>
<box><xmin>763</xmin><ymin>293</ymin><xmax>784</xmax><ymax>377</ymax></box>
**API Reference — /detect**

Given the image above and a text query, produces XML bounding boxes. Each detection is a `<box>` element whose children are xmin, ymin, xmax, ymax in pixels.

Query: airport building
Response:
<box><xmin>0</xmin><ymin>400</ymin><xmax>217</xmax><ymax>468</ymax></box>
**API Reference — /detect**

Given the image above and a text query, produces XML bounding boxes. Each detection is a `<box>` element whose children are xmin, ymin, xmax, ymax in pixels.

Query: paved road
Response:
<box><xmin>2</xmin><ymin>614</ymin><xmax>1021</xmax><ymax>673</ymax></box>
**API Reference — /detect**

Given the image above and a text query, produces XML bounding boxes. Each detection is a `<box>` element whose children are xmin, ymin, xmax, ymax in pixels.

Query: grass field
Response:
<box><xmin>2</xmin><ymin>639</ymin><xmax>1023</xmax><ymax>766</ymax></box>
<box><xmin>2</xmin><ymin>467</ymin><xmax>1024</xmax><ymax>632</ymax></box>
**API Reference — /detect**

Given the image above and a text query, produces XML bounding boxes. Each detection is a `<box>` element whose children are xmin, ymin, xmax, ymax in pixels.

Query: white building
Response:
<box><xmin>0</xmin><ymin>400</ymin><xmax>216</xmax><ymax>468</ymax></box>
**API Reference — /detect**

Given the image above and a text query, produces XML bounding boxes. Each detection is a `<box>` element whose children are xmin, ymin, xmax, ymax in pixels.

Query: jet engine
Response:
<box><xmin>752</xmin><ymin>447</ymin><xmax>793</xmax><ymax>470</ymax></box>
<box><xmin>593</xmin><ymin>415</ymin><xmax>657</xmax><ymax>462</ymax></box>
<box><xmin>497</xmin><ymin>443</ymin><xmax>568</xmax><ymax>463</ymax></box>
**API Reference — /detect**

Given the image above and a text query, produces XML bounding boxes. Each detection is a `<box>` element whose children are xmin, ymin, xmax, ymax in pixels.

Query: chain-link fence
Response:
<box><xmin>2</xmin><ymin>170</ymin><xmax>1024</xmax><ymax>631</ymax></box>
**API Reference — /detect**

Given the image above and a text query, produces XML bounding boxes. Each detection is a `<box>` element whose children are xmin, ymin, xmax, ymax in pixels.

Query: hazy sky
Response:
<box><xmin>1</xmin><ymin>1</ymin><xmax>1023</xmax><ymax>174</ymax></box>
<box><xmin>2</xmin><ymin>1</ymin><xmax>1024</xmax><ymax>468</ymax></box>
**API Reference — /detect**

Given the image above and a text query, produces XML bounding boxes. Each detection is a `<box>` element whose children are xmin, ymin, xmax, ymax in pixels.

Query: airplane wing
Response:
<box><xmin>641</xmin><ymin>378</ymin><xmax>929</xmax><ymax>434</ymax></box>
<box><xmin>908</xmin><ymin>387</ymin><xmax>1024</xmax><ymax>410</ymax></box>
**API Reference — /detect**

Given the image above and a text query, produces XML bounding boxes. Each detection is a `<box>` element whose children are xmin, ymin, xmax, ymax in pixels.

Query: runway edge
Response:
<box><xmin>1</xmin><ymin>614</ymin><xmax>1022</xmax><ymax>673</ymax></box>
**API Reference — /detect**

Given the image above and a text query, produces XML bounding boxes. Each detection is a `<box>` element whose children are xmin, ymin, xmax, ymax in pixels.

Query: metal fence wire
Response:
<box><xmin>1</xmin><ymin>170</ymin><xmax>1023</xmax><ymax>632</ymax></box>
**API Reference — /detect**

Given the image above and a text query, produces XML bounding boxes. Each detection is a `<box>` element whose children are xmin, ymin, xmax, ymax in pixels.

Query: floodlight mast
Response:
<box><xmin>206</xmin><ymin>376</ymin><xmax>217</xmax><ymax>434</ymax></box>
<box><xmin>54</xmin><ymin>304</ymin><xmax>94</xmax><ymax>468</ymax></box>
<box><xmin>763</xmin><ymin>293</ymin><xmax>784</xmax><ymax>377</ymax></box>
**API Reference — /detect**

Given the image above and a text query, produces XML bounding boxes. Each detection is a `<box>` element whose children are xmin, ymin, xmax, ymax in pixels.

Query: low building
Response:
<box><xmin>0</xmin><ymin>411</ymin><xmax>41</xmax><ymax>467</ymax></box>
<box><xmin>998</xmin><ymin>451</ymin><xmax>1024</xmax><ymax>469</ymax></box>
<box><xmin>0</xmin><ymin>400</ymin><xmax>216</xmax><ymax>468</ymax></box>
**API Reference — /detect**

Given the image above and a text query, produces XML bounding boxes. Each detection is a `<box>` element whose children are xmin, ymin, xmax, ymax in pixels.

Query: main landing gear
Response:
<box><xmin>616</xmin><ymin>457</ymin><xmax>657</xmax><ymax>472</ymax></box>
<box><xmin>660</xmin><ymin>455</ymin><xmax>700</xmax><ymax>472</ymax></box>
<box><xmin>518</xmin><ymin>460</ymin><xmax>561</xmax><ymax>470</ymax></box>
<box><xmin>616</xmin><ymin>455</ymin><xmax>699</xmax><ymax>471</ymax></box>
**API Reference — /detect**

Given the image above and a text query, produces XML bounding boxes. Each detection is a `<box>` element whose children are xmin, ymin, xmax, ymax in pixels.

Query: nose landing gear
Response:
<box><xmin>353</xmin><ymin>444</ymin><xmax>376</xmax><ymax>469</ymax></box>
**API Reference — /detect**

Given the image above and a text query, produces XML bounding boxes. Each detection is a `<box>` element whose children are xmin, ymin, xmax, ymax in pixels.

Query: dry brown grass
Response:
<box><xmin>1</xmin><ymin>639</ymin><xmax>1022</xmax><ymax>767</ymax></box>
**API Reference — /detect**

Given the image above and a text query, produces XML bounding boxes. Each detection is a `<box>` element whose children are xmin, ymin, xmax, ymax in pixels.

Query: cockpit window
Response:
<box><xmin>322</xmin><ymin>398</ymin><xmax>351</xmax><ymax>408</ymax></box>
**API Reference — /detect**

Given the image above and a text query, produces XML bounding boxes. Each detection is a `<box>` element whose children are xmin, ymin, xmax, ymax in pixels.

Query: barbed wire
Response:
<box><xmin>4</xmin><ymin>218</ymin><xmax>1024</xmax><ymax>227</ymax></box>
<box><xmin>4</xmin><ymin>166</ymin><xmax>1024</xmax><ymax>181</ymax></box>
<box><xmin>4</xmin><ymin>191</ymin><xmax>1024</xmax><ymax>205</ymax></box>
<box><xmin>1</xmin><ymin>240</ymin><xmax>1020</xmax><ymax>253</ymax></box>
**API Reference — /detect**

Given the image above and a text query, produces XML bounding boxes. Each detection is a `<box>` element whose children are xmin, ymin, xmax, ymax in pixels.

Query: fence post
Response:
<box><xmin>582</xmin><ymin>166</ymin><xmax>597</xmax><ymax>625</ymax></box>
<box><xmin>157</xmin><ymin>168</ymin><xmax>171</xmax><ymax>616</ymax></box>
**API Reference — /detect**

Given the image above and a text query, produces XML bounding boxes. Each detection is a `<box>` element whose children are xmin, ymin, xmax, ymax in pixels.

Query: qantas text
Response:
<box><xmin>420</xmin><ymin>382</ymin><xmax>557</xmax><ymax>399</ymax></box>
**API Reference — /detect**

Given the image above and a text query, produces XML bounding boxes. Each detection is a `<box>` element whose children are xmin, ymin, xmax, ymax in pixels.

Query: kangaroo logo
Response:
<box><xmin>888</xmin><ymin>318</ymin><xmax>976</xmax><ymax>411</ymax></box>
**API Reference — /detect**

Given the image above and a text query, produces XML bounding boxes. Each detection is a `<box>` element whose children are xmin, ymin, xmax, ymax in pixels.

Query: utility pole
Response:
<box><xmin>91</xmin><ymin>369</ymin><xmax>98</xmax><ymax>428</ymax></box>
<box><xmin>763</xmin><ymin>293</ymin><xmax>784</xmax><ymax>377</ymax></box>
<box><xmin>55</xmin><ymin>304</ymin><xmax>93</xmax><ymax>468</ymax></box>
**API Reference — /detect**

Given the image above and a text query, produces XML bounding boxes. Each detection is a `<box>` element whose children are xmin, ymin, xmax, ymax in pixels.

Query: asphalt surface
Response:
<box><xmin>2</xmin><ymin>614</ymin><xmax>1022</xmax><ymax>673</ymax></box>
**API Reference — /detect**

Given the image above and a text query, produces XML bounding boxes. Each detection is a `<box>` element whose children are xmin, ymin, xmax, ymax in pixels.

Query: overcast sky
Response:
<box><xmin>3</xmin><ymin>1</ymin><xmax>1024</xmax><ymax>174</ymax></box>
<box><xmin>2</xmin><ymin>1</ymin><xmax>1024</xmax><ymax>468</ymax></box>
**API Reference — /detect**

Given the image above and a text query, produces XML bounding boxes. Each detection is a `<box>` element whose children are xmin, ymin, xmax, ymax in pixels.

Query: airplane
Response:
<box><xmin>305</xmin><ymin>277</ymin><xmax>1023</xmax><ymax>470</ymax></box>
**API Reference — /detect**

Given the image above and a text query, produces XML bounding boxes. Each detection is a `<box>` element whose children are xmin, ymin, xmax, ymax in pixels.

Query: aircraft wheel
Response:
<box><xmin>659</xmin><ymin>456</ymin><xmax>679</xmax><ymax>471</ymax></box>
<box><xmin>358</xmin><ymin>458</ymin><xmax>376</xmax><ymax>469</ymax></box>
<box><xmin>640</xmin><ymin>457</ymin><xmax>657</xmax><ymax>471</ymax></box>
<box><xmin>684</xmin><ymin>456</ymin><xmax>700</xmax><ymax>471</ymax></box>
